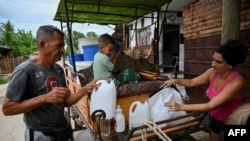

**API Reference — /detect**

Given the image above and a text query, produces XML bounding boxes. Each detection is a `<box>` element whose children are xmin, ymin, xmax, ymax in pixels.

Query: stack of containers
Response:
<box><xmin>79</xmin><ymin>38</ymin><xmax>121</xmax><ymax>61</ymax></box>
<box><xmin>68</xmin><ymin>53</ymin><xmax>84</xmax><ymax>66</ymax></box>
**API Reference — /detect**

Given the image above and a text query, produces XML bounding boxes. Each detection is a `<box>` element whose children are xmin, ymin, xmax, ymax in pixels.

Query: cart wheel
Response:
<box><xmin>91</xmin><ymin>109</ymin><xmax>106</xmax><ymax>121</ymax></box>
<box><xmin>91</xmin><ymin>110</ymin><xmax>106</xmax><ymax>141</ymax></box>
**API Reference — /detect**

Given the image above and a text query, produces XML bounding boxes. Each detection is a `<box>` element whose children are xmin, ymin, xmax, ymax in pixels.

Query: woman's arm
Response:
<box><xmin>165</xmin><ymin>75</ymin><xmax>246</xmax><ymax>112</ymax></box>
<box><xmin>161</xmin><ymin>68</ymin><xmax>213</xmax><ymax>88</ymax></box>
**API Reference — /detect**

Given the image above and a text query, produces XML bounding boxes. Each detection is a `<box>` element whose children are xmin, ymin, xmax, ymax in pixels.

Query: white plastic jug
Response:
<box><xmin>90</xmin><ymin>79</ymin><xmax>117</xmax><ymax>119</ymax></box>
<box><xmin>114</xmin><ymin>105</ymin><xmax>125</xmax><ymax>132</ymax></box>
<box><xmin>129</xmin><ymin>101</ymin><xmax>150</xmax><ymax>130</ymax></box>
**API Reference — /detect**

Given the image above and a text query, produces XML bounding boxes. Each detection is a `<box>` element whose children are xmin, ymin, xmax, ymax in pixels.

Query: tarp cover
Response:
<box><xmin>53</xmin><ymin>0</ymin><xmax>171</xmax><ymax>25</ymax></box>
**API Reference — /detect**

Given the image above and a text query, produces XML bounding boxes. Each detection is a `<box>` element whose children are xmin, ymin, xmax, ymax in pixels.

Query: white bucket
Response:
<box><xmin>90</xmin><ymin>80</ymin><xmax>116</xmax><ymax>119</ymax></box>
<box><xmin>78</xmin><ymin>38</ymin><xmax>98</xmax><ymax>54</ymax></box>
<box><xmin>129</xmin><ymin>101</ymin><xmax>150</xmax><ymax>130</ymax></box>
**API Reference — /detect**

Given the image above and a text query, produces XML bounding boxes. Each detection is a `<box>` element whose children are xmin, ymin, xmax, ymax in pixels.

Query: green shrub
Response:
<box><xmin>0</xmin><ymin>75</ymin><xmax>10</xmax><ymax>84</ymax></box>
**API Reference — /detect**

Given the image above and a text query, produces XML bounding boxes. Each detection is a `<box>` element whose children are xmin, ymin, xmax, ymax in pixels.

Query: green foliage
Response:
<box><xmin>0</xmin><ymin>75</ymin><xmax>10</xmax><ymax>84</ymax></box>
<box><xmin>64</xmin><ymin>30</ymin><xmax>85</xmax><ymax>56</ymax></box>
<box><xmin>0</xmin><ymin>21</ymin><xmax>37</xmax><ymax>59</ymax></box>
<box><xmin>1</xmin><ymin>21</ymin><xmax>15</xmax><ymax>51</ymax></box>
<box><xmin>0</xmin><ymin>24</ymin><xmax>4</xmax><ymax>45</ymax></box>
<box><xmin>0</xmin><ymin>21</ymin><xmax>98</xmax><ymax>60</ymax></box>
<box><xmin>64</xmin><ymin>31</ymin><xmax>99</xmax><ymax>58</ymax></box>
<box><xmin>86</xmin><ymin>31</ymin><xmax>98</xmax><ymax>38</ymax></box>
<box><xmin>14</xmin><ymin>29</ymin><xmax>37</xmax><ymax>59</ymax></box>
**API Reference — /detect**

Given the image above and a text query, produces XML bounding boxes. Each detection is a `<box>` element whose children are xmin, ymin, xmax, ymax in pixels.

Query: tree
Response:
<box><xmin>64</xmin><ymin>30</ymin><xmax>85</xmax><ymax>56</ymax></box>
<box><xmin>0</xmin><ymin>21</ymin><xmax>36</xmax><ymax>59</ymax></box>
<box><xmin>14</xmin><ymin>29</ymin><xmax>36</xmax><ymax>59</ymax></box>
<box><xmin>1</xmin><ymin>21</ymin><xmax>15</xmax><ymax>49</ymax></box>
<box><xmin>86</xmin><ymin>31</ymin><xmax>98</xmax><ymax>38</ymax></box>
<box><xmin>0</xmin><ymin>23</ymin><xmax>4</xmax><ymax>45</ymax></box>
<box><xmin>0</xmin><ymin>21</ymin><xmax>15</xmax><ymax>58</ymax></box>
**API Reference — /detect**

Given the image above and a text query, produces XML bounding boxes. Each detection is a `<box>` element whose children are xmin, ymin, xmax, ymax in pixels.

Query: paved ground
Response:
<box><xmin>0</xmin><ymin>80</ymin><xmax>97</xmax><ymax>141</ymax></box>
<box><xmin>0</xmin><ymin>83</ymin><xmax>25</xmax><ymax>141</ymax></box>
<box><xmin>0</xmin><ymin>83</ymin><xmax>95</xmax><ymax>141</ymax></box>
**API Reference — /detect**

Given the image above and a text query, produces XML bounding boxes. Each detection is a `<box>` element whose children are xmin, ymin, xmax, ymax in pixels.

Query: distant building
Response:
<box><xmin>0</xmin><ymin>45</ymin><xmax>11</xmax><ymax>55</ymax></box>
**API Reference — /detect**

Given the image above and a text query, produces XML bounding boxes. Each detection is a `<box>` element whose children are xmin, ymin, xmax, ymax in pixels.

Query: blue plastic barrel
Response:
<box><xmin>68</xmin><ymin>53</ymin><xmax>84</xmax><ymax>65</ymax></box>
<box><xmin>82</xmin><ymin>44</ymin><xmax>121</xmax><ymax>61</ymax></box>
<box><xmin>82</xmin><ymin>44</ymin><xmax>99</xmax><ymax>61</ymax></box>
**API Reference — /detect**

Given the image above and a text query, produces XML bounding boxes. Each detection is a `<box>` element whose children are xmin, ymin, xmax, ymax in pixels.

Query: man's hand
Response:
<box><xmin>47</xmin><ymin>87</ymin><xmax>71</xmax><ymax>103</ymax></box>
<box><xmin>84</xmin><ymin>79</ymin><xmax>102</xmax><ymax>93</ymax></box>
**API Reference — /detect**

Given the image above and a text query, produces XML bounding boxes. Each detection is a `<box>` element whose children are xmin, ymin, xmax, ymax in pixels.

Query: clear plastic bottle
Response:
<box><xmin>114</xmin><ymin>105</ymin><xmax>125</xmax><ymax>132</ymax></box>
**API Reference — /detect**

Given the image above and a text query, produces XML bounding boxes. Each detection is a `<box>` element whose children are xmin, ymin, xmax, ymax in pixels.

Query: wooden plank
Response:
<box><xmin>221</xmin><ymin>0</ymin><xmax>241</xmax><ymax>43</ymax></box>
<box><xmin>129</xmin><ymin>121</ymin><xmax>199</xmax><ymax>141</ymax></box>
<box><xmin>182</xmin><ymin>0</ymin><xmax>250</xmax><ymax>40</ymax></box>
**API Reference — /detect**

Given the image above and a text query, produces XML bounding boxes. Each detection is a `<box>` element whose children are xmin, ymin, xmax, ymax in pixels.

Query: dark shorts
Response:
<box><xmin>25</xmin><ymin>125</ymin><xmax>73</xmax><ymax>141</ymax></box>
<box><xmin>209</xmin><ymin>114</ymin><xmax>223</xmax><ymax>134</ymax></box>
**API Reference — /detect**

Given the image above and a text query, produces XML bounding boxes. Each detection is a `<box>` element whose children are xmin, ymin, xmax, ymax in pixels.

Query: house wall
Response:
<box><xmin>183</xmin><ymin>0</ymin><xmax>250</xmax><ymax>103</ymax></box>
<box><xmin>128</xmin><ymin>12</ymin><xmax>157</xmax><ymax>48</ymax></box>
<box><xmin>128</xmin><ymin>9</ymin><xmax>185</xmax><ymax>72</ymax></box>
<box><xmin>159</xmin><ymin>11</ymin><xmax>184</xmax><ymax>71</ymax></box>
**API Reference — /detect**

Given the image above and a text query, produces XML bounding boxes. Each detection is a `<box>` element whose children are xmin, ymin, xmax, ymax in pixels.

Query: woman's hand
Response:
<box><xmin>160</xmin><ymin>79</ymin><xmax>176</xmax><ymax>88</ymax></box>
<box><xmin>164</xmin><ymin>101</ymin><xmax>183</xmax><ymax>111</ymax></box>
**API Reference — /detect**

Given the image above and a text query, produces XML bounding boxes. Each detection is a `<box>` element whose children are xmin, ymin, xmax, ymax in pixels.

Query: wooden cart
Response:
<box><xmin>64</xmin><ymin>66</ymin><xmax>207</xmax><ymax>141</ymax></box>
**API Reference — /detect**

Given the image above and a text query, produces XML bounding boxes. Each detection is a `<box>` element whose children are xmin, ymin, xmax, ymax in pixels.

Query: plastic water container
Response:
<box><xmin>90</xmin><ymin>79</ymin><xmax>117</xmax><ymax>119</ymax></box>
<box><xmin>82</xmin><ymin>44</ymin><xmax>121</xmax><ymax>61</ymax></box>
<box><xmin>68</xmin><ymin>53</ymin><xmax>84</xmax><ymax>66</ymax></box>
<box><xmin>78</xmin><ymin>38</ymin><xmax>98</xmax><ymax>54</ymax></box>
<box><xmin>82</xmin><ymin>44</ymin><xmax>99</xmax><ymax>61</ymax></box>
<box><xmin>129</xmin><ymin>101</ymin><xmax>150</xmax><ymax>130</ymax></box>
<box><xmin>114</xmin><ymin>105</ymin><xmax>125</xmax><ymax>132</ymax></box>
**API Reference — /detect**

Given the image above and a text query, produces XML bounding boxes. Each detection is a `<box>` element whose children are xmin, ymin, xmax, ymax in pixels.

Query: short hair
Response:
<box><xmin>98</xmin><ymin>33</ymin><xmax>115</xmax><ymax>47</ymax></box>
<box><xmin>36</xmin><ymin>25</ymin><xmax>64</xmax><ymax>45</ymax></box>
<box><xmin>216</xmin><ymin>40</ymin><xmax>247</xmax><ymax>66</ymax></box>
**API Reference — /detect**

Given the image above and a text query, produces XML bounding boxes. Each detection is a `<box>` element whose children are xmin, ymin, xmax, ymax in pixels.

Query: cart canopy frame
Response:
<box><xmin>54</xmin><ymin>0</ymin><xmax>171</xmax><ymax>25</ymax></box>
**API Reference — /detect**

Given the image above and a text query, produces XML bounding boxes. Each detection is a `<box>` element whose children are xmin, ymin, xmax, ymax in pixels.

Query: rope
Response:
<box><xmin>141</xmin><ymin>128</ymin><xmax>147</xmax><ymax>141</ymax></box>
<box><xmin>143</xmin><ymin>121</ymin><xmax>172</xmax><ymax>141</ymax></box>
<box><xmin>148</xmin><ymin>121</ymin><xmax>172</xmax><ymax>141</ymax></box>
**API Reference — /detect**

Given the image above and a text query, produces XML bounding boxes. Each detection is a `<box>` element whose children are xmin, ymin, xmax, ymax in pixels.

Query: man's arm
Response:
<box><xmin>2</xmin><ymin>95</ymin><xmax>48</xmax><ymax>115</ymax></box>
<box><xmin>64</xmin><ymin>79</ymin><xmax>99</xmax><ymax>106</ymax></box>
<box><xmin>2</xmin><ymin>87</ymin><xmax>70</xmax><ymax>115</ymax></box>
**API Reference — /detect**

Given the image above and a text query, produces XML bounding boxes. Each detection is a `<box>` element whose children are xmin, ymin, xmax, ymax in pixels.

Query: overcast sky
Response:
<box><xmin>0</xmin><ymin>0</ymin><xmax>115</xmax><ymax>36</ymax></box>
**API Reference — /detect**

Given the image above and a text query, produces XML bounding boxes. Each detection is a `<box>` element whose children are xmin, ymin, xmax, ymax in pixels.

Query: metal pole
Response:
<box><xmin>62</xmin><ymin>0</ymin><xmax>77</xmax><ymax>74</ymax></box>
<box><xmin>62</xmin><ymin>1</ymin><xmax>76</xmax><ymax>141</ymax></box>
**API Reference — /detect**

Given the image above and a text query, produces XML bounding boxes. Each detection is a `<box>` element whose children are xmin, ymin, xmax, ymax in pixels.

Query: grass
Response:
<box><xmin>0</xmin><ymin>75</ymin><xmax>10</xmax><ymax>84</ymax></box>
